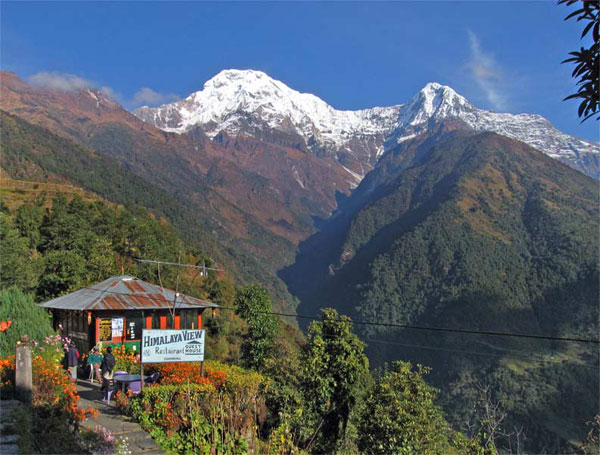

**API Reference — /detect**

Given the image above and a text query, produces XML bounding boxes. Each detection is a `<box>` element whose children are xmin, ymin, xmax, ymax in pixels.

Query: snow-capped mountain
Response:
<box><xmin>134</xmin><ymin>70</ymin><xmax>599</xmax><ymax>180</ymax></box>
<box><xmin>387</xmin><ymin>83</ymin><xmax>599</xmax><ymax>177</ymax></box>
<box><xmin>134</xmin><ymin>70</ymin><xmax>400</xmax><ymax>180</ymax></box>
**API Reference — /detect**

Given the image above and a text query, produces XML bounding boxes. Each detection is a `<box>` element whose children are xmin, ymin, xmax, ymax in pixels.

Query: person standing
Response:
<box><xmin>87</xmin><ymin>347</ymin><xmax>102</xmax><ymax>383</ymax></box>
<box><xmin>100</xmin><ymin>346</ymin><xmax>115</xmax><ymax>402</ymax></box>
<box><xmin>66</xmin><ymin>342</ymin><xmax>79</xmax><ymax>383</ymax></box>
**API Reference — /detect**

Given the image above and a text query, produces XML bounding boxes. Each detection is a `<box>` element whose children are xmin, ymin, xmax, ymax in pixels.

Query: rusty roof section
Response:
<box><xmin>39</xmin><ymin>275</ymin><xmax>219</xmax><ymax>311</ymax></box>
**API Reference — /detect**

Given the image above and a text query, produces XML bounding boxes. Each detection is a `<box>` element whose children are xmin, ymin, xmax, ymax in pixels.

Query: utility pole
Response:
<box><xmin>135</xmin><ymin>257</ymin><xmax>223</xmax><ymax>316</ymax></box>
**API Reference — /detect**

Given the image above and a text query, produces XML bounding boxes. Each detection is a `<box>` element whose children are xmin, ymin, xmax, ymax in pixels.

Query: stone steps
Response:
<box><xmin>76</xmin><ymin>380</ymin><xmax>165</xmax><ymax>455</ymax></box>
<box><xmin>0</xmin><ymin>400</ymin><xmax>20</xmax><ymax>455</ymax></box>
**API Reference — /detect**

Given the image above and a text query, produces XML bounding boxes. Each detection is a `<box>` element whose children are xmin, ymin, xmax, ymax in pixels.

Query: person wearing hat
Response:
<box><xmin>87</xmin><ymin>347</ymin><xmax>102</xmax><ymax>383</ymax></box>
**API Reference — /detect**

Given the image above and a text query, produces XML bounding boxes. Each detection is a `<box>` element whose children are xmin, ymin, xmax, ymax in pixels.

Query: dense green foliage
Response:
<box><xmin>559</xmin><ymin>0</ymin><xmax>599</xmax><ymax>121</ymax></box>
<box><xmin>0</xmin><ymin>191</ymin><xmax>238</xmax><ymax>313</ymax></box>
<box><xmin>234</xmin><ymin>284</ymin><xmax>278</xmax><ymax>371</ymax></box>
<box><xmin>298</xmin><ymin>308</ymin><xmax>370</xmax><ymax>454</ymax></box>
<box><xmin>119</xmin><ymin>365</ymin><xmax>265</xmax><ymax>455</ymax></box>
<box><xmin>0</xmin><ymin>212</ymin><xmax>40</xmax><ymax>291</ymax></box>
<box><xmin>0</xmin><ymin>287</ymin><xmax>55</xmax><ymax>357</ymax></box>
<box><xmin>285</xmin><ymin>131</ymin><xmax>599</xmax><ymax>453</ymax></box>
<box><xmin>358</xmin><ymin>361</ymin><xmax>491</xmax><ymax>455</ymax></box>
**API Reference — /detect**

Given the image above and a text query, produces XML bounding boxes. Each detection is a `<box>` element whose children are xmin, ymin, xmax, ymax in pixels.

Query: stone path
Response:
<box><xmin>0</xmin><ymin>399</ymin><xmax>20</xmax><ymax>455</ymax></box>
<box><xmin>77</xmin><ymin>379</ymin><xmax>164</xmax><ymax>455</ymax></box>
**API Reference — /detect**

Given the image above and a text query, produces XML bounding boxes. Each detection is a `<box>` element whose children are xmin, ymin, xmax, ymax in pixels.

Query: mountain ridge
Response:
<box><xmin>280</xmin><ymin>130</ymin><xmax>599</xmax><ymax>453</ymax></box>
<box><xmin>134</xmin><ymin>69</ymin><xmax>600</xmax><ymax>180</ymax></box>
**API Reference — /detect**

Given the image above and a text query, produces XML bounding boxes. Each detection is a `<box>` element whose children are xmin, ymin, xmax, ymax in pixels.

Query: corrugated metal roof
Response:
<box><xmin>39</xmin><ymin>275</ymin><xmax>219</xmax><ymax>311</ymax></box>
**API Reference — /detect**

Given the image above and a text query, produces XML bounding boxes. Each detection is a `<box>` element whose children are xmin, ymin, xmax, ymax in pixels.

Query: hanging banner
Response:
<box><xmin>141</xmin><ymin>329</ymin><xmax>205</xmax><ymax>363</ymax></box>
<box><xmin>111</xmin><ymin>317</ymin><xmax>124</xmax><ymax>337</ymax></box>
<box><xmin>99</xmin><ymin>319</ymin><xmax>112</xmax><ymax>342</ymax></box>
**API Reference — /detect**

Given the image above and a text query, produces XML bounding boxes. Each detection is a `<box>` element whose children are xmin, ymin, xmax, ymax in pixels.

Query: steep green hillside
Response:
<box><xmin>283</xmin><ymin>131</ymin><xmax>599</xmax><ymax>453</ymax></box>
<box><xmin>0</xmin><ymin>110</ymin><xmax>295</xmax><ymax>311</ymax></box>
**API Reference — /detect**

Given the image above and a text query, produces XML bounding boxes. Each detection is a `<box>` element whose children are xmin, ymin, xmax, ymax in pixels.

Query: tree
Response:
<box><xmin>15</xmin><ymin>203</ymin><xmax>43</xmax><ymax>249</ymax></box>
<box><xmin>300</xmin><ymin>308</ymin><xmax>370</xmax><ymax>454</ymax></box>
<box><xmin>0</xmin><ymin>287</ymin><xmax>55</xmax><ymax>357</ymax></box>
<box><xmin>357</xmin><ymin>361</ymin><xmax>489</xmax><ymax>455</ymax></box>
<box><xmin>37</xmin><ymin>250</ymin><xmax>86</xmax><ymax>299</ymax></box>
<box><xmin>0</xmin><ymin>213</ymin><xmax>39</xmax><ymax>291</ymax></box>
<box><xmin>235</xmin><ymin>284</ymin><xmax>278</xmax><ymax>371</ymax></box>
<box><xmin>560</xmin><ymin>0</ymin><xmax>599</xmax><ymax>121</ymax></box>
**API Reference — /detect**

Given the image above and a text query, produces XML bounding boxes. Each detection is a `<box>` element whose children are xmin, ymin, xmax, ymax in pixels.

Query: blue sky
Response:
<box><xmin>2</xmin><ymin>1</ymin><xmax>597</xmax><ymax>142</ymax></box>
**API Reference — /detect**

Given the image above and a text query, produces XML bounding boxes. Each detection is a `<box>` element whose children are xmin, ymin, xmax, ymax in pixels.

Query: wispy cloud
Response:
<box><xmin>26</xmin><ymin>71</ymin><xmax>178</xmax><ymax>109</ymax></box>
<box><xmin>28</xmin><ymin>71</ymin><xmax>94</xmax><ymax>92</ymax></box>
<box><xmin>466</xmin><ymin>30</ymin><xmax>507</xmax><ymax>111</ymax></box>
<box><xmin>131</xmin><ymin>87</ymin><xmax>180</xmax><ymax>107</ymax></box>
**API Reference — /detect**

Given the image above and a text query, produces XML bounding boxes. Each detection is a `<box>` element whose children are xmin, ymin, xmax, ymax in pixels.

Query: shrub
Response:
<box><xmin>357</xmin><ymin>361</ymin><xmax>487</xmax><ymax>455</ymax></box>
<box><xmin>126</xmin><ymin>363</ymin><xmax>266</xmax><ymax>454</ymax></box>
<box><xmin>111</xmin><ymin>344</ymin><xmax>140</xmax><ymax>373</ymax></box>
<box><xmin>1</xmin><ymin>339</ymin><xmax>99</xmax><ymax>454</ymax></box>
<box><xmin>0</xmin><ymin>286</ymin><xmax>55</xmax><ymax>358</ymax></box>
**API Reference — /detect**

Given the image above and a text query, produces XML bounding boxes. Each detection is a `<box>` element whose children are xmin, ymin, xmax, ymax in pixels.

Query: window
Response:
<box><xmin>151</xmin><ymin>313</ymin><xmax>160</xmax><ymax>330</ymax></box>
<box><xmin>181</xmin><ymin>309</ymin><xmax>198</xmax><ymax>329</ymax></box>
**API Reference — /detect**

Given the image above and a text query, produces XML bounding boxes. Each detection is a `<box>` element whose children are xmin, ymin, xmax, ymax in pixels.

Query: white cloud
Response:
<box><xmin>99</xmin><ymin>86</ymin><xmax>121</xmax><ymax>102</ymax></box>
<box><xmin>28</xmin><ymin>71</ymin><xmax>94</xmax><ymax>92</ymax></box>
<box><xmin>26</xmin><ymin>71</ymin><xmax>178</xmax><ymax>109</ymax></box>
<box><xmin>466</xmin><ymin>31</ymin><xmax>507</xmax><ymax>111</ymax></box>
<box><xmin>131</xmin><ymin>87</ymin><xmax>180</xmax><ymax>107</ymax></box>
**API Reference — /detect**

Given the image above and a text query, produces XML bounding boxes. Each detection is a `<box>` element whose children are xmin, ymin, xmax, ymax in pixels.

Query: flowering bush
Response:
<box><xmin>110</xmin><ymin>345</ymin><xmax>140</xmax><ymax>373</ymax></box>
<box><xmin>0</xmin><ymin>341</ymin><xmax>97</xmax><ymax>423</ymax></box>
<box><xmin>0</xmin><ymin>355</ymin><xmax>15</xmax><ymax>388</ymax></box>
<box><xmin>32</xmin><ymin>354</ymin><xmax>97</xmax><ymax>422</ymax></box>
<box><xmin>36</xmin><ymin>333</ymin><xmax>67</xmax><ymax>366</ymax></box>
<box><xmin>79</xmin><ymin>425</ymin><xmax>132</xmax><ymax>455</ymax></box>
<box><xmin>1</xmin><ymin>335</ymin><xmax>100</xmax><ymax>454</ymax></box>
<box><xmin>122</xmin><ymin>361</ymin><xmax>266</xmax><ymax>454</ymax></box>
<box><xmin>146</xmin><ymin>361</ymin><xmax>227</xmax><ymax>387</ymax></box>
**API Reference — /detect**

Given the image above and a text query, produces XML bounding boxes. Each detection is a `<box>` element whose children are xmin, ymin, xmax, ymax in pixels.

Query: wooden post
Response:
<box><xmin>15</xmin><ymin>336</ymin><xmax>32</xmax><ymax>404</ymax></box>
<box><xmin>201</xmin><ymin>360</ymin><xmax>204</xmax><ymax>377</ymax></box>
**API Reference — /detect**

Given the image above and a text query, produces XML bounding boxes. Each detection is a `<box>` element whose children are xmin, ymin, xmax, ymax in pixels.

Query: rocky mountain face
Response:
<box><xmin>135</xmin><ymin>70</ymin><xmax>599</xmax><ymax>180</ymax></box>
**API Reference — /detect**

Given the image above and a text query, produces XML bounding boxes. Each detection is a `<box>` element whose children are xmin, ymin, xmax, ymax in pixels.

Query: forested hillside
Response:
<box><xmin>0</xmin><ymin>110</ymin><xmax>295</xmax><ymax>311</ymax></box>
<box><xmin>283</xmin><ymin>131</ymin><xmax>600</xmax><ymax>453</ymax></box>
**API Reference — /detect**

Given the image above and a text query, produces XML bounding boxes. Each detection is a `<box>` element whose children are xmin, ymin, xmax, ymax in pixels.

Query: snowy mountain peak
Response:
<box><xmin>194</xmin><ymin>69</ymin><xmax>291</xmax><ymax>104</ymax></box>
<box><xmin>134</xmin><ymin>69</ymin><xmax>401</xmax><ymax>183</ymax></box>
<box><xmin>396</xmin><ymin>82</ymin><xmax>473</xmax><ymax>129</ymax></box>
<box><xmin>134</xmin><ymin>71</ymin><xmax>599</xmax><ymax>181</ymax></box>
<box><xmin>202</xmin><ymin>69</ymin><xmax>277</xmax><ymax>90</ymax></box>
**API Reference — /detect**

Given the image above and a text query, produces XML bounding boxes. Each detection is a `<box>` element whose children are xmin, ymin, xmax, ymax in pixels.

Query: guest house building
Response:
<box><xmin>39</xmin><ymin>275</ymin><xmax>218</xmax><ymax>353</ymax></box>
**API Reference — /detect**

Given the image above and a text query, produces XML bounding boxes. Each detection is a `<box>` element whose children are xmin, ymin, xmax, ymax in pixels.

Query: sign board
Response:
<box><xmin>141</xmin><ymin>329</ymin><xmax>205</xmax><ymax>363</ymax></box>
<box><xmin>99</xmin><ymin>319</ymin><xmax>112</xmax><ymax>342</ymax></box>
<box><xmin>127</xmin><ymin>321</ymin><xmax>140</xmax><ymax>340</ymax></box>
<box><xmin>111</xmin><ymin>318</ymin><xmax>124</xmax><ymax>337</ymax></box>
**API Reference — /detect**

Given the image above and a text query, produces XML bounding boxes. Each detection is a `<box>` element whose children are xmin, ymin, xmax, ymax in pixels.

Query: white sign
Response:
<box><xmin>112</xmin><ymin>318</ymin><xmax>124</xmax><ymax>337</ymax></box>
<box><xmin>141</xmin><ymin>329</ymin><xmax>205</xmax><ymax>363</ymax></box>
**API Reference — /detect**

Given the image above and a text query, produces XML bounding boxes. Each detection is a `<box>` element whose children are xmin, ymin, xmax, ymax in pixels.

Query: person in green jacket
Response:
<box><xmin>87</xmin><ymin>347</ymin><xmax>102</xmax><ymax>383</ymax></box>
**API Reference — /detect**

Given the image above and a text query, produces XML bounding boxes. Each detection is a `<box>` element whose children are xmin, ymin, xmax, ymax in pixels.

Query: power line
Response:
<box><xmin>64</xmin><ymin>285</ymin><xmax>599</xmax><ymax>367</ymax></box>
<box><xmin>73</xmin><ymin>284</ymin><xmax>600</xmax><ymax>345</ymax></box>
<box><xmin>268</xmin><ymin>310</ymin><xmax>600</xmax><ymax>345</ymax></box>
<box><xmin>135</xmin><ymin>258</ymin><xmax>222</xmax><ymax>273</ymax></box>
<box><xmin>359</xmin><ymin>337</ymin><xmax>599</xmax><ymax>370</ymax></box>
